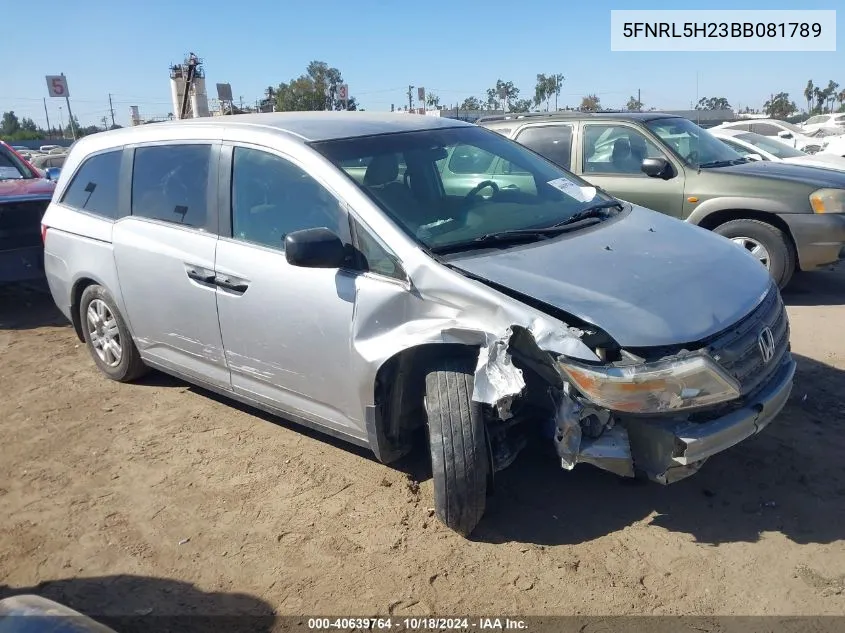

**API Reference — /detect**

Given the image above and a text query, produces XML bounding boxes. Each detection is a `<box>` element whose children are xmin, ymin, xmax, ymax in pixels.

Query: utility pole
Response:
<box><xmin>62</xmin><ymin>72</ymin><xmax>77</xmax><ymax>140</ymax></box>
<box><xmin>407</xmin><ymin>85</ymin><xmax>414</xmax><ymax>112</ymax></box>
<box><xmin>43</xmin><ymin>98</ymin><xmax>52</xmax><ymax>138</ymax></box>
<box><xmin>638</xmin><ymin>88</ymin><xmax>641</xmax><ymax>107</ymax></box>
<box><xmin>108</xmin><ymin>93</ymin><xmax>116</xmax><ymax>128</ymax></box>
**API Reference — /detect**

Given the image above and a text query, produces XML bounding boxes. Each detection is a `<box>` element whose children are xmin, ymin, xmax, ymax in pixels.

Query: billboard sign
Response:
<box><xmin>46</xmin><ymin>75</ymin><xmax>70</xmax><ymax>98</ymax></box>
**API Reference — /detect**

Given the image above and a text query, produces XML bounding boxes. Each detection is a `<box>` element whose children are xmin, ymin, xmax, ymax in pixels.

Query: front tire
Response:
<box><xmin>80</xmin><ymin>284</ymin><xmax>148</xmax><ymax>382</ymax></box>
<box><xmin>424</xmin><ymin>356</ymin><xmax>490</xmax><ymax>536</ymax></box>
<box><xmin>714</xmin><ymin>219</ymin><xmax>795</xmax><ymax>289</ymax></box>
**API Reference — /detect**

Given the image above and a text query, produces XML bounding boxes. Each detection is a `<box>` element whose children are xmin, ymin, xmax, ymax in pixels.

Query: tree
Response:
<box><xmin>548</xmin><ymin>73</ymin><xmax>565</xmax><ymax>111</ymax></box>
<box><xmin>425</xmin><ymin>92</ymin><xmax>441</xmax><ymax>109</ymax></box>
<box><xmin>763</xmin><ymin>92</ymin><xmax>797</xmax><ymax>119</ymax></box>
<box><xmin>20</xmin><ymin>117</ymin><xmax>38</xmax><ymax>132</ymax></box>
<box><xmin>274</xmin><ymin>60</ymin><xmax>358</xmax><ymax>112</ymax></box>
<box><xmin>1</xmin><ymin>111</ymin><xmax>21</xmax><ymax>136</ymax></box>
<box><xmin>695</xmin><ymin>96</ymin><xmax>732</xmax><ymax>111</ymax></box>
<box><xmin>460</xmin><ymin>96</ymin><xmax>481</xmax><ymax>111</ymax></box>
<box><xmin>64</xmin><ymin>115</ymin><xmax>82</xmax><ymax>138</ymax></box>
<box><xmin>486</xmin><ymin>79</ymin><xmax>519</xmax><ymax>111</ymax></box>
<box><xmin>626</xmin><ymin>95</ymin><xmax>644</xmax><ymax>112</ymax></box>
<box><xmin>838</xmin><ymin>89</ymin><xmax>845</xmax><ymax>112</ymax></box>
<box><xmin>509</xmin><ymin>99</ymin><xmax>533</xmax><ymax>113</ymax></box>
<box><xmin>813</xmin><ymin>86</ymin><xmax>825</xmax><ymax>113</ymax></box>
<box><xmin>804</xmin><ymin>80</ymin><xmax>815</xmax><ymax>114</ymax></box>
<box><xmin>534</xmin><ymin>74</ymin><xmax>549</xmax><ymax>110</ymax></box>
<box><xmin>825</xmin><ymin>81</ymin><xmax>839</xmax><ymax>113</ymax></box>
<box><xmin>580</xmin><ymin>95</ymin><xmax>601</xmax><ymax>112</ymax></box>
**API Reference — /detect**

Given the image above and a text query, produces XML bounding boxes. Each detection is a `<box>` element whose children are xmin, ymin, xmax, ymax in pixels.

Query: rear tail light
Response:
<box><xmin>41</xmin><ymin>224</ymin><xmax>48</xmax><ymax>244</ymax></box>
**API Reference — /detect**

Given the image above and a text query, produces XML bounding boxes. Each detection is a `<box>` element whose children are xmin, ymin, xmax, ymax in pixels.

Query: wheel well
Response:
<box><xmin>370</xmin><ymin>343</ymin><xmax>478</xmax><ymax>463</ymax></box>
<box><xmin>696</xmin><ymin>209</ymin><xmax>798</xmax><ymax>265</ymax></box>
<box><xmin>70</xmin><ymin>278</ymin><xmax>97</xmax><ymax>342</ymax></box>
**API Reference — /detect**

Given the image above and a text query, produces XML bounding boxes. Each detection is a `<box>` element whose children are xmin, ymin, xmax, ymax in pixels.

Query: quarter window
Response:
<box><xmin>516</xmin><ymin>125</ymin><xmax>573</xmax><ymax>170</ymax></box>
<box><xmin>231</xmin><ymin>147</ymin><xmax>348</xmax><ymax>250</ymax></box>
<box><xmin>131</xmin><ymin>144</ymin><xmax>211</xmax><ymax>228</ymax></box>
<box><xmin>583</xmin><ymin>125</ymin><xmax>664</xmax><ymax>175</ymax></box>
<box><xmin>61</xmin><ymin>150</ymin><xmax>122</xmax><ymax>218</ymax></box>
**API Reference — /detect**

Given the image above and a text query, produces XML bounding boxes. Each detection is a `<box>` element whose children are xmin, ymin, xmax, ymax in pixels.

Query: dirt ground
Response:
<box><xmin>1</xmin><ymin>267</ymin><xmax>845</xmax><ymax>626</ymax></box>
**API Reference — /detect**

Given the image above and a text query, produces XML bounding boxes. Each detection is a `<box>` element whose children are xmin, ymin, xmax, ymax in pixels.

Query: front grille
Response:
<box><xmin>0</xmin><ymin>200</ymin><xmax>50</xmax><ymax>250</ymax></box>
<box><xmin>704</xmin><ymin>284</ymin><xmax>789</xmax><ymax>396</ymax></box>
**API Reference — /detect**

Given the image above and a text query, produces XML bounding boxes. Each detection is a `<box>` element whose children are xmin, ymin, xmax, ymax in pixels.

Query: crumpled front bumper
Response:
<box><xmin>559</xmin><ymin>353</ymin><xmax>796</xmax><ymax>484</ymax></box>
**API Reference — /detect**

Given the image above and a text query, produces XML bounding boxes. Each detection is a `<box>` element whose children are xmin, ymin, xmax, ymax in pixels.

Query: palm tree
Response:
<box><xmin>838</xmin><ymin>89</ymin><xmax>845</xmax><ymax>112</ymax></box>
<box><xmin>826</xmin><ymin>81</ymin><xmax>839</xmax><ymax>113</ymax></box>
<box><xmin>804</xmin><ymin>80</ymin><xmax>814</xmax><ymax>113</ymax></box>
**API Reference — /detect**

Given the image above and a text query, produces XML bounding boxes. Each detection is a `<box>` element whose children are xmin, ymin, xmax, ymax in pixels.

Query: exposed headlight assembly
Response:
<box><xmin>557</xmin><ymin>353</ymin><xmax>740</xmax><ymax>414</ymax></box>
<box><xmin>810</xmin><ymin>188</ymin><xmax>845</xmax><ymax>214</ymax></box>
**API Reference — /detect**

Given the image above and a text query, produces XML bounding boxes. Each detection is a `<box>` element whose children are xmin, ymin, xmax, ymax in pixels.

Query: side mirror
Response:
<box><xmin>45</xmin><ymin>167</ymin><xmax>61</xmax><ymax>181</ymax></box>
<box><xmin>745</xmin><ymin>153</ymin><xmax>764</xmax><ymax>161</ymax></box>
<box><xmin>777</xmin><ymin>130</ymin><xmax>792</xmax><ymax>139</ymax></box>
<box><xmin>641</xmin><ymin>157</ymin><xmax>673</xmax><ymax>179</ymax></box>
<box><xmin>285</xmin><ymin>227</ymin><xmax>346</xmax><ymax>268</ymax></box>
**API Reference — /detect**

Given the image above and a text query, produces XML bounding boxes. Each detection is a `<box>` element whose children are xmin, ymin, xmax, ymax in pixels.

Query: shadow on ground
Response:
<box><xmin>0</xmin><ymin>575</ymin><xmax>275</xmax><ymax>633</ymax></box>
<box><xmin>0</xmin><ymin>281</ymin><xmax>68</xmax><ymax>330</ymax></box>
<box><xmin>782</xmin><ymin>265</ymin><xmax>845</xmax><ymax>307</ymax></box>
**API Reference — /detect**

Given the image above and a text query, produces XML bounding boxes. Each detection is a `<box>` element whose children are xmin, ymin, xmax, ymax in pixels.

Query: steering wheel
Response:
<box><xmin>464</xmin><ymin>180</ymin><xmax>499</xmax><ymax>204</ymax></box>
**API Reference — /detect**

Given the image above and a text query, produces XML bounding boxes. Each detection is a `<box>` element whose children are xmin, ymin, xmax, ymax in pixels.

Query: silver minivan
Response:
<box><xmin>42</xmin><ymin>113</ymin><xmax>794</xmax><ymax>536</ymax></box>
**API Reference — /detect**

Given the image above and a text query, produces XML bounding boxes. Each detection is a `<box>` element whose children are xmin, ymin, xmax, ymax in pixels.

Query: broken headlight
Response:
<box><xmin>557</xmin><ymin>353</ymin><xmax>740</xmax><ymax>414</ymax></box>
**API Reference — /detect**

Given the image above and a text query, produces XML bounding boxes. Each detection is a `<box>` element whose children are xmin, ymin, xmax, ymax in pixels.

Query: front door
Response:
<box><xmin>213</xmin><ymin>145</ymin><xmax>361</xmax><ymax>435</ymax></box>
<box><xmin>112</xmin><ymin>142</ymin><xmax>230</xmax><ymax>389</ymax></box>
<box><xmin>578</xmin><ymin>123</ymin><xmax>686</xmax><ymax>218</ymax></box>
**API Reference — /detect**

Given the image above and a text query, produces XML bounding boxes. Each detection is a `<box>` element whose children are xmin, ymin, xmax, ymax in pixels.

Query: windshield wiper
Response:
<box><xmin>551</xmin><ymin>199</ymin><xmax>624</xmax><ymax>227</ymax></box>
<box><xmin>698</xmin><ymin>158</ymin><xmax>749</xmax><ymax>168</ymax></box>
<box><xmin>430</xmin><ymin>220</ymin><xmax>603</xmax><ymax>255</ymax></box>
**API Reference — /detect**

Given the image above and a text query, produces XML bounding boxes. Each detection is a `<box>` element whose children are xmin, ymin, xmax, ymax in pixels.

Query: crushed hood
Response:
<box><xmin>447</xmin><ymin>205</ymin><xmax>772</xmax><ymax>348</ymax></box>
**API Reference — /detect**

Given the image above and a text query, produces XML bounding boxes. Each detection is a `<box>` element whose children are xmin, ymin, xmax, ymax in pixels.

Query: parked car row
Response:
<box><xmin>38</xmin><ymin>112</ymin><xmax>802</xmax><ymax>536</ymax></box>
<box><xmin>713</xmin><ymin>118</ymin><xmax>845</xmax><ymax>156</ymax></box>
<box><xmin>477</xmin><ymin>111</ymin><xmax>845</xmax><ymax>289</ymax></box>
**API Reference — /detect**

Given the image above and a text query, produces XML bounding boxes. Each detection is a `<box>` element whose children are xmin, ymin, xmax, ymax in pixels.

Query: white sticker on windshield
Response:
<box><xmin>547</xmin><ymin>178</ymin><xmax>597</xmax><ymax>202</ymax></box>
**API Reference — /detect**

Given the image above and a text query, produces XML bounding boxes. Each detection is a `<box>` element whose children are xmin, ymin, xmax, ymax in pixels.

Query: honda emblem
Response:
<box><xmin>758</xmin><ymin>327</ymin><xmax>775</xmax><ymax>364</ymax></box>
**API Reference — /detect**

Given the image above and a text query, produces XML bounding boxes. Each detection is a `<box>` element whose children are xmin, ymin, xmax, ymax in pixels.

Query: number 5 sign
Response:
<box><xmin>45</xmin><ymin>75</ymin><xmax>70</xmax><ymax>98</ymax></box>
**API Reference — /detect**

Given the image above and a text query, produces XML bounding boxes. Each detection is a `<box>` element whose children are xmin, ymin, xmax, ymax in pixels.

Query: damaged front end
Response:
<box><xmin>471</xmin><ymin>303</ymin><xmax>796</xmax><ymax>484</ymax></box>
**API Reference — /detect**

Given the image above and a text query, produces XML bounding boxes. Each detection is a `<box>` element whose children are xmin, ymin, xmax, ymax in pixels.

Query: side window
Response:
<box><xmin>582</xmin><ymin>125</ymin><xmax>664</xmax><ymax>175</ymax></box>
<box><xmin>60</xmin><ymin>150</ymin><xmax>122</xmax><ymax>218</ymax></box>
<box><xmin>231</xmin><ymin>147</ymin><xmax>348</xmax><ymax>250</ymax></box>
<box><xmin>447</xmin><ymin>144</ymin><xmax>496</xmax><ymax>174</ymax></box>
<box><xmin>353</xmin><ymin>221</ymin><xmax>404</xmax><ymax>281</ymax></box>
<box><xmin>720</xmin><ymin>138</ymin><xmax>752</xmax><ymax>156</ymax></box>
<box><xmin>516</xmin><ymin>125</ymin><xmax>573</xmax><ymax>170</ymax></box>
<box><xmin>131</xmin><ymin>144</ymin><xmax>210</xmax><ymax>228</ymax></box>
<box><xmin>723</xmin><ymin>123</ymin><xmax>751</xmax><ymax>132</ymax></box>
<box><xmin>751</xmin><ymin>123</ymin><xmax>780</xmax><ymax>136</ymax></box>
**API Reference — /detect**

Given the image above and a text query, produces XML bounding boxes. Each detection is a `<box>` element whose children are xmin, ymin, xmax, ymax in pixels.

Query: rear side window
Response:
<box><xmin>131</xmin><ymin>144</ymin><xmax>211</xmax><ymax>228</ymax></box>
<box><xmin>61</xmin><ymin>150</ymin><xmax>122</xmax><ymax>218</ymax></box>
<box><xmin>751</xmin><ymin>123</ymin><xmax>780</xmax><ymax>136</ymax></box>
<box><xmin>516</xmin><ymin>125</ymin><xmax>573</xmax><ymax>170</ymax></box>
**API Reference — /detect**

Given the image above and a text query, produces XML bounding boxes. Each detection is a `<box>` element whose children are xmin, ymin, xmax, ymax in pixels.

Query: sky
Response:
<box><xmin>2</xmin><ymin>0</ymin><xmax>842</xmax><ymax>128</ymax></box>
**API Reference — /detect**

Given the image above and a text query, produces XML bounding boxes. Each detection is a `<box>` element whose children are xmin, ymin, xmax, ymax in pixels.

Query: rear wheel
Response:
<box><xmin>714</xmin><ymin>219</ymin><xmax>795</xmax><ymax>288</ymax></box>
<box><xmin>80</xmin><ymin>285</ymin><xmax>148</xmax><ymax>382</ymax></box>
<box><xmin>424</xmin><ymin>355</ymin><xmax>490</xmax><ymax>536</ymax></box>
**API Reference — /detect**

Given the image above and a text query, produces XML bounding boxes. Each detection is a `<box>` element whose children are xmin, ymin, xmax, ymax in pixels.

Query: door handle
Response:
<box><xmin>186</xmin><ymin>266</ymin><xmax>216</xmax><ymax>284</ymax></box>
<box><xmin>214</xmin><ymin>276</ymin><xmax>249</xmax><ymax>293</ymax></box>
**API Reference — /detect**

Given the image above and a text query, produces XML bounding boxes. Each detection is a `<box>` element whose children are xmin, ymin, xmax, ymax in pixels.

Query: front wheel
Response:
<box><xmin>714</xmin><ymin>219</ymin><xmax>795</xmax><ymax>289</ymax></box>
<box><xmin>424</xmin><ymin>356</ymin><xmax>490</xmax><ymax>536</ymax></box>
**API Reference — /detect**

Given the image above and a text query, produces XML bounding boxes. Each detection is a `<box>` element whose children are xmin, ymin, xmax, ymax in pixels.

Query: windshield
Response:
<box><xmin>0</xmin><ymin>145</ymin><xmax>36</xmax><ymax>180</ymax></box>
<box><xmin>645</xmin><ymin>117</ymin><xmax>743</xmax><ymax>168</ymax></box>
<box><xmin>311</xmin><ymin>126</ymin><xmax>618</xmax><ymax>252</ymax></box>
<box><xmin>735</xmin><ymin>132</ymin><xmax>806</xmax><ymax>158</ymax></box>
<box><xmin>777</xmin><ymin>120</ymin><xmax>804</xmax><ymax>134</ymax></box>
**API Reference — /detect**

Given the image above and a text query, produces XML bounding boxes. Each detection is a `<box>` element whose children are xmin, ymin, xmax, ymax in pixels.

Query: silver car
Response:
<box><xmin>42</xmin><ymin>113</ymin><xmax>794</xmax><ymax>536</ymax></box>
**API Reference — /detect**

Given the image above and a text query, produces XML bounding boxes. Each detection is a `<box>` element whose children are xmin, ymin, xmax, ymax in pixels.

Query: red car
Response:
<box><xmin>0</xmin><ymin>141</ymin><xmax>57</xmax><ymax>282</ymax></box>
